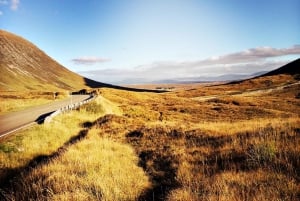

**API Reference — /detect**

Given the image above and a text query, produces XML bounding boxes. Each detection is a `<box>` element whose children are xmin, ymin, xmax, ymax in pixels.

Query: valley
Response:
<box><xmin>0</xmin><ymin>29</ymin><xmax>299</xmax><ymax>200</ymax></box>
<box><xmin>0</xmin><ymin>70</ymin><xmax>299</xmax><ymax>200</ymax></box>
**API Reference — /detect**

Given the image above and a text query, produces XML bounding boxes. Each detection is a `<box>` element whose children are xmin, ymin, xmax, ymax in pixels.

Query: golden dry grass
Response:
<box><xmin>95</xmin><ymin>76</ymin><xmax>299</xmax><ymax>201</ymax></box>
<box><xmin>1</xmin><ymin>30</ymin><xmax>98</xmax><ymax>91</ymax></box>
<box><xmin>0</xmin><ymin>96</ymin><xmax>150</xmax><ymax>200</ymax></box>
<box><xmin>2</xmin><ymin>130</ymin><xmax>150</xmax><ymax>201</ymax></box>
<box><xmin>0</xmin><ymin>74</ymin><xmax>299</xmax><ymax>200</ymax></box>
<box><xmin>0</xmin><ymin>91</ymin><xmax>67</xmax><ymax>113</ymax></box>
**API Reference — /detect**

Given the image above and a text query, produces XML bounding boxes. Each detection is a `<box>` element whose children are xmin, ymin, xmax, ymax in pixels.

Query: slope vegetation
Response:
<box><xmin>1</xmin><ymin>73</ymin><xmax>299</xmax><ymax>200</ymax></box>
<box><xmin>0</xmin><ymin>30</ymin><xmax>166</xmax><ymax>93</ymax></box>
<box><xmin>0</xmin><ymin>30</ymin><xmax>91</xmax><ymax>91</ymax></box>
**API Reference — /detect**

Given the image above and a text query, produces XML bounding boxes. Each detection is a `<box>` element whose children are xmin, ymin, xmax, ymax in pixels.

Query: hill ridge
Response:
<box><xmin>0</xmin><ymin>30</ymin><xmax>92</xmax><ymax>91</ymax></box>
<box><xmin>0</xmin><ymin>30</ymin><xmax>164</xmax><ymax>93</ymax></box>
<box><xmin>261</xmin><ymin>58</ymin><xmax>300</xmax><ymax>76</ymax></box>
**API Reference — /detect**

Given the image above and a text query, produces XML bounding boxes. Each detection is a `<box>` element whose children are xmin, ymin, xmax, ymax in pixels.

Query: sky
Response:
<box><xmin>1</xmin><ymin>0</ymin><xmax>300</xmax><ymax>84</ymax></box>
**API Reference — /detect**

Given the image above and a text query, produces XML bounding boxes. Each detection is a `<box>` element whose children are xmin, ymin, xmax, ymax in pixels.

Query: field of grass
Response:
<box><xmin>0</xmin><ymin>75</ymin><xmax>299</xmax><ymax>200</ymax></box>
<box><xmin>0</xmin><ymin>91</ymin><xmax>67</xmax><ymax>114</ymax></box>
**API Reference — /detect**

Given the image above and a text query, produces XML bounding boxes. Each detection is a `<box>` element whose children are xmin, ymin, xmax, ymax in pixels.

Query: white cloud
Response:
<box><xmin>71</xmin><ymin>56</ymin><xmax>111</xmax><ymax>65</ymax></box>
<box><xmin>182</xmin><ymin>45</ymin><xmax>300</xmax><ymax>68</ymax></box>
<box><xmin>0</xmin><ymin>0</ymin><xmax>19</xmax><ymax>12</ymax></box>
<box><xmin>134</xmin><ymin>45</ymin><xmax>300</xmax><ymax>73</ymax></box>
<box><xmin>79</xmin><ymin>45</ymin><xmax>300</xmax><ymax>84</ymax></box>
<box><xmin>10</xmin><ymin>0</ymin><xmax>19</xmax><ymax>11</ymax></box>
<box><xmin>0</xmin><ymin>11</ymin><xmax>3</xmax><ymax>15</ymax></box>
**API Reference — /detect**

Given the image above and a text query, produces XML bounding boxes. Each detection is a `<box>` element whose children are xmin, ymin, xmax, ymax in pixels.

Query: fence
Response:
<box><xmin>44</xmin><ymin>94</ymin><xmax>97</xmax><ymax>123</ymax></box>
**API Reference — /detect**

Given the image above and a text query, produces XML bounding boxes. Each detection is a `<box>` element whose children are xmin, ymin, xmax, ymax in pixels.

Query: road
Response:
<box><xmin>0</xmin><ymin>95</ymin><xmax>90</xmax><ymax>138</ymax></box>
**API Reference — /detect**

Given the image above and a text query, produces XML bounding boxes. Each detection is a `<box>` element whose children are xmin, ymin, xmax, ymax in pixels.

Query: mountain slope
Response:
<box><xmin>261</xmin><ymin>58</ymin><xmax>300</xmax><ymax>77</ymax></box>
<box><xmin>227</xmin><ymin>58</ymin><xmax>300</xmax><ymax>86</ymax></box>
<box><xmin>0</xmin><ymin>30</ymin><xmax>92</xmax><ymax>91</ymax></box>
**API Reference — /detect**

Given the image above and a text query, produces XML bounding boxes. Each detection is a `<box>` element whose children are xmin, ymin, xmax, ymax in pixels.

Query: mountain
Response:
<box><xmin>228</xmin><ymin>58</ymin><xmax>300</xmax><ymax>86</ymax></box>
<box><xmin>260</xmin><ymin>58</ymin><xmax>300</xmax><ymax>77</ymax></box>
<box><xmin>0</xmin><ymin>30</ymin><xmax>163</xmax><ymax>93</ymax></box>
<box><xmin>0</xmin><ymin>30</ymin><xmax>97</xmax><ymax>91</ymax></box>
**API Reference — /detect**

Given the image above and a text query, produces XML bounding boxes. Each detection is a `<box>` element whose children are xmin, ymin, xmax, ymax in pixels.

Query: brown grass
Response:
<box><xmin>2</xmin><ymin>130</ymin><xmax>150</xmax><ymax>201</ymax></box>
<box><xmin>1</xmin><ymin>30</ymin><xmax>95</xmax><ymax>91</ymax></box>
<box><xmin>0</xmin><ymin>91</ymin><xmax>67</xmax><ymax>113</ymax></box>
<box><xmin>0</xmin><ymin>75</ymin><xmax>299</xmax><ymax>200</ymax></box>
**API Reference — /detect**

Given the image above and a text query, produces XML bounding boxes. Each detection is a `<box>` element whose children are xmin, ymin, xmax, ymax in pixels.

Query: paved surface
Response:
<box><xmin>0</xmin><ymin>95</ymin><xmax>90</xmax><ymax>138</ymax></box>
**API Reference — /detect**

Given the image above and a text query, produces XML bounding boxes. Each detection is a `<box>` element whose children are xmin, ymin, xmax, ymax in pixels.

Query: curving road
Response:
<box><xmin>0</xmin><ymin>95</ymin><xmax>90</xmax><ymax>138</ymax></box>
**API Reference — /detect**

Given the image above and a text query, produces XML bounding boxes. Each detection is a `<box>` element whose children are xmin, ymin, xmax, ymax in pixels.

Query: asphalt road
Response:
<box><xmin>0</xmin><ymin>95</ymin><xmax>90</xmax><ymax>138</ymax></box>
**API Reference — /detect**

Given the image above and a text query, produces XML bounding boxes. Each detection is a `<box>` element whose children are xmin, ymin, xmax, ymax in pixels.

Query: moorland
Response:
<box><xmin>0</xmin><ymin>67</ymin><xmax>299</xmax><ymax>200</ymax></box>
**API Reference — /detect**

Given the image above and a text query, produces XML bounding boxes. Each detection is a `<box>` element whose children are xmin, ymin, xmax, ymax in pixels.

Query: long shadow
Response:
<box><xmin>35</xmin><ymin>111</ymin><xmax>55</xmax><ymax>124</ymax></box>
<box><xmin>184</xmin><ymin>129</ymin><xmax>300</xmax><ymax>181</ymax></box>
<box><xmin>52</xmin><ymin>116</ymin><xmax>182</xmax><ymax>200</ymax></box>
<box><xmin>201</xmin><ymin>149</ymin><xmax>248</xmax><ymax>176</ymax></box>
<box><xmin>185</xmin><ymin>131</ymin><xmax>233</xmax><ymax>148</ymax></box>
<box><xmin>83</xmin><ymin>59</ymin><xmax>300</xmax><ymax>91</ymax></box>
<box><xmin>83</xmin><ymin>77</ymin><xmax>168</xmax><ymax>93</ymax></box>
<box><xmin>0</xmin><ymin>129</ymin><xmax>89</xmax><ymax>199</ymax></box>
<box><xmin>200</xmin><ymin>148</ymin><xmax>298</xmax><ymax>183</ymax></box>
<box><xmin>137</xmin><ymin>151</ymin><xmax>180</xmax><ymax>201</ymax></box>
<box><xmin>124</xmin><ymin>129</ymin><xmax>180</xmax><ymax>201</ymax></box>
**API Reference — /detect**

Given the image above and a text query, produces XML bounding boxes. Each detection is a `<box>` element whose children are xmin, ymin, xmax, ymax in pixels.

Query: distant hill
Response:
<box><xmin>0</xmin><ymin>30</ymin><xmax>101</xmax><ymax>91</ymax></box>
<box><xmin>227</xmin><ymin>58</ymin><xmax>300</xmax><ymax>86</ymax></box>
<box><xmin>260</xmin><ymin>58</ymin><xmax>300</xmax><ymax>77</ymax></box>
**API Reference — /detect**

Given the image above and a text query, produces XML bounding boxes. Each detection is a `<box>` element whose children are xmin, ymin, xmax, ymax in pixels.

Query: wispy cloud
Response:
<box><xmin>189</xmin><ymin>45</ymin><xmax>300</xmax><ymax>66</ymax></box>
<box><xmin>79</xmin><ymin>45</ymin><xmax>300</xmax><ymax>84</ymax></box>
<box><xmin>133</xmin><ymin>45</ymin><xmax>300</xmax><ymax>74</ymax></box>
<box><xmin>71</xmin><ymin>56</ymin><xmax>111</xmax><ymax>65</ymax></box>
<box><xmin>0</xmin><ymin>0</ymin><xmax>18</xmax><ymax>14</ymax></box>
<box><xmin>10</xmin><ymin>0</ymin><xmax>19</xmax><ymax>11</ymax></box>
<box><xmin>0</xmin><ymin>0</ymin><xmax>13</xmax><ymax>15</ymax></box>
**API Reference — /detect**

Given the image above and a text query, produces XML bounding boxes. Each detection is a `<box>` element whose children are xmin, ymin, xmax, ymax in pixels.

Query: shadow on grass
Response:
<box><xmin>128</xmin><ymin>126</ymin><xmax>300</xmax><ymax>200</ymax></box>
<box><xmin>0</xmin><ymin>129</ymin><xmax>89</xmax><ymax>199</ymax></box>
<box><xmin>84</xmin><ymin>77</ymin><xmax>168</xmax><ymax>93</ymax></box>
<box><xmin>35</xmin><ymin>111</ymin><xmax>55</xmax><ymax>124</ymax></box>
<box><xmin>137</xmin><ymin>151</ymin><xmax>180</xmax><ymax>201</ymax></box>
<box><xmin>124</xmin><ymin>128</ymin><xmax>180</xmax><ymax>201</ymax></box>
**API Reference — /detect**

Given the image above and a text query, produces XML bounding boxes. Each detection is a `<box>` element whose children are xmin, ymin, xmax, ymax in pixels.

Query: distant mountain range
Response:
<box><xmin>0</xmin><ymin>29</ymin><xmax>299</xmax><ymax>90</ymax></box>
<box><xmin>151</xmin><ymin>71</ymin><xmax>269</xmax><ymax>84</ymax></box>
<box><xmin>118</xmin><ymin>59</ymin><xmax>299</xmax><ymax>84</ymax></box>
<box><xmin>116</xmin><ymin>71</ymin><xmax>271</xmax><ymax>84</ymax></box>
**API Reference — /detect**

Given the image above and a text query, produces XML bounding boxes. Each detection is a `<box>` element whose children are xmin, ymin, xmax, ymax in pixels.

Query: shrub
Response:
<box><xmin>81</xmin><ymin>102</ymin><xmax>104</xmax><ymax>114</ymax></box>
<box><xmin>0</xmin><ymin>143</ymin><xmax>17</xmax><ymax>153</ymax></box>
<box><xmin>246</xmin><ymin>142</ymin><xmax>276</xmax><ymax>167</ymax></box>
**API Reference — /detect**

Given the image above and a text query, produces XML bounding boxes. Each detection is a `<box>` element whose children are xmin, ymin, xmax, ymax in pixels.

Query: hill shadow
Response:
<box><xmin>83</xmin><ymin>77</ymin><xmax>167</xmax><ymax>93</ymax></box>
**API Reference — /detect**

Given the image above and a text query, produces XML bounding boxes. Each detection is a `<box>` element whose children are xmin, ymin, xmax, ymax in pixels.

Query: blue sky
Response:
<box><xmin>1</xmin><ymin>0</ymin><xmax>300</xmax><ymax>83</ymax></box>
